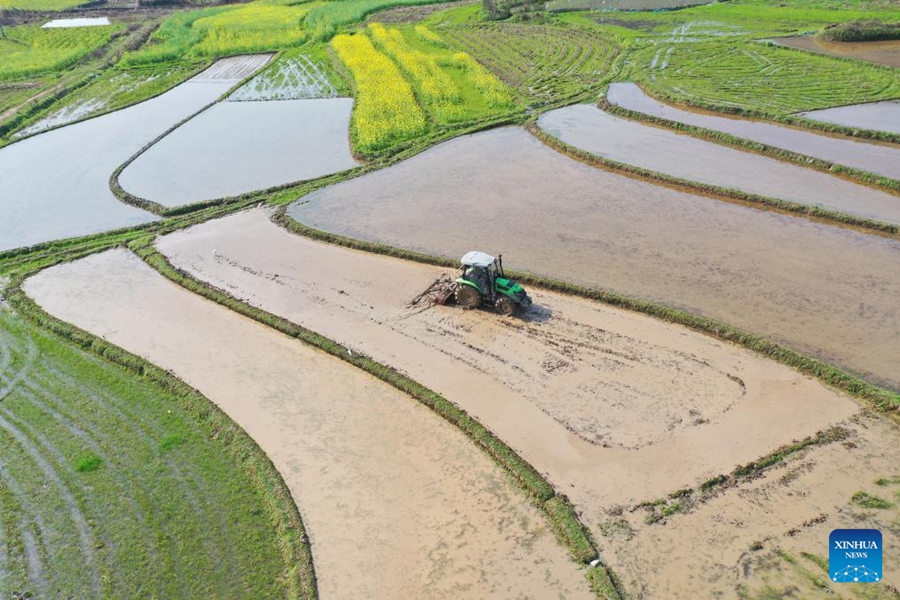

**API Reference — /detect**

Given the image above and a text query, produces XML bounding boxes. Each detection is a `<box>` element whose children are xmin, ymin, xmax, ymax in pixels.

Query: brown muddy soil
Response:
<box><xmin>367</xmin><ymin>0</ymin><xmax>473</xmax><ymax>23</ymax></box>
<box><xmin>288</xmin><ymin>126</ymin><xmax>900</xmax><ymax>392</ymax></box>
<box><xmin>23</xmin><ymin>249</ymin><xmax>592</xmax><ymax>600</ymax></box>
<box><xmin>154</xmin><ymin>209</ymin><xmax>900</xmax><ymax>598</ymax></box>
<box><xmin>538</xmin><ymin>104</ymin><xmax>900</xmax><ymax>224</ymax></box>
<box><xmin>771</xmin><ymin>36</ymin><xmax>900</xmax><ymax>69</ymax></box>
<box><xmin>607</xmin><ymin>82</ymin><xmax>900</xmax><ymax>180</ymax></box>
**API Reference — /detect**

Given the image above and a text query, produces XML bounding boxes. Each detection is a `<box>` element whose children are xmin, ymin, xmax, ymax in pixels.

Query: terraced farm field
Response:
<box><xmin>802</xmin><ymin>99</ymin><xmax>900</xmax><ymax>134</ymax></box>
<box><xmin>0</xmin><ymin>23</ymin><xmax>123</xmax><ymax>82</ymax></box>
<box><xmin>228</xmin><ymin>51</ymin><xmax>342</xmax><ymax>101</ymax></box>
<box><xmin>0</xmin><ymin>309</ymin><xmax>289</xmax><ymax>598</ymax></box>
<box><xmin>0</xmin><ymin>56</ymin><xmax>267</xmax><ymax>252</ymax></box>
<box><xmin>119</xmin><ymin>98</ymin><xmax>357</xmax><ymax>206</ymax></box>
<box><xmin>289</xmin><ymin>126</ymin><xmax>900</xmax><ymax>392</ymax></box>
<box><xmin>630</xmin><ymin>38</ymin><xmax>900</xmax><ymax>114</ymax></box>
<box><xmin>539</xmin><ymin>104</ymin><xmax>900</xmax><ymax>224</ymax></box>
<box><xmin>155</xmin><ymin>209</ymin><xmax>900</xmax><ymax>598</ymax></box>
<box><xmin>23</xmin><ymin>249</ymin><xmax>593</xmax><ymax>599</ymax></box>
<box><xmin>607</xmin><ymin>82</ymin><xmax>900</xmax><ymax>180</ymax></box>
<box><xmin>443</xmin><ymin>23</ymin><xmax>621</xmax><ymax>105</ymax></box>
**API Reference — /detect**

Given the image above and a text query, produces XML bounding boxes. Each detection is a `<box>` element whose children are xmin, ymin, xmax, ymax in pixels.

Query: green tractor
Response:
<box><xmin>454</xmin><ymin>251</ymin><xmax>532</xmax><ymax>316</ymax></box>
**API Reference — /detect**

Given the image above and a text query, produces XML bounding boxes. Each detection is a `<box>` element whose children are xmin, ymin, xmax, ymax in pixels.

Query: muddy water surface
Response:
<box><xmin>289</xmin><ymin>127</ymin><xmax>900</xmax><ymax>391</ymax></box>
<box><xmin>539</xmin><ymin>104</ymin><xmax>900</xmax><ymax>223</ymax></box>
<box><xmin>156</xmin><ymin>209</ymin><xmax>898</xmax><ymax>598</ymax></box>
<box><xmin>607</xmin><ymin>82</ymin><xmax>900</xmax><ymax>180</ymax></box>
<box><xmin>119</xmin><ymin>99</ymin><xmax>357</xmax><ymax>206</ymax></box>
<box><xmin>0</xmin><ymin>56</ymin><xmax>270</xmax><ymax>252</ymax></box>
<box><xmin>802</xmin><ymin>100</ymin><xmax>900</xmax><ymax>136</ymax></box>
<box><xmin>772</xmin><ymin>36</ymin><xmax>900</xmax><ymax>68</ymax></box>
<box><xmin>24</xmin><ymin>249</ymin><xmax>591</xmax><ymax>600</ymax></box>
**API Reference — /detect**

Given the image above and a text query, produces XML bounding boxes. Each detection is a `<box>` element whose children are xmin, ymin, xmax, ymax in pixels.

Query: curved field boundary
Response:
<box><xmin>2</xmin><ymin>279</ymin><xmax>318</xmax><ymax>600</ymax></box>
<box><xmin>126</xmin><ymin>236</ymin><xmax>626</xmax><ymax>600</ymax></box>
<box><xmin>599</xmin><ymin>92</ymin><xmax>900</xmax><ymax>194</ymax></box>
<box><xmin>527</xmin><ymin>122</ymin><xmax>900</xmax><ymax>238</ymax></box>
<box><xmin>108</xmin><ymin>107</ymin><xmax>523</xmax><ymax>217</ymax></box>
<box><xmin>0</xmin><ymin>22</ymin><xmax>182</xmax><ymax>148</ymax></box>
<box><xmin>273</xmin><ymin>209</ymin><xmax>900</xmax><ymax>421</ymax></box>
<box><xmin>635</xmin><ymin>80</ymin><xmax>900</xmax><ymax>146</ymax></box>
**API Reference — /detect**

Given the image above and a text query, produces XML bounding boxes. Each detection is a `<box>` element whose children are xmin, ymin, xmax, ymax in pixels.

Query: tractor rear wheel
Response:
<box><xmin>496</xmin><ymin>297</ymin><xmax>516</xmax><ymax>317</ymax></box>
<box><xmin>456</xmin><ymin>285</ymin><xmax>482</xmax><ymax>309</ymax></box>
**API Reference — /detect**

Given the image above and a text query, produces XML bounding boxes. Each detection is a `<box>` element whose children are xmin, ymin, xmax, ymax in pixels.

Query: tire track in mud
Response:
<box><xmin>0</xmin><ymin>453</ymin><xmax>52</xmax><ymax>597</ymax></box>
<box><xmin>0</xmin><ymin>413</ymin><xmax>100</xmax><ymax>596</ymax></box>
<box><xmin>8</xmin><ymin>385</ymin><xmax>160</xmax><ymax>574</ymax></box>
<box><xmin>25</xmin><ymin>366</ymin><xmax>239</xmax><ymax>597</ymax></box>
<box><xmin>0</xmin><ymin>324</ymin><xmax>38</xmax><ymax>403</ymax></box>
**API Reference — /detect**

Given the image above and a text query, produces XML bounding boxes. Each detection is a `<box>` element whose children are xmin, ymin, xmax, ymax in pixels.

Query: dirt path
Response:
<box><xmin>538</xmin><ymin>104</ymin><xmax>900</xmax><ymax>224</ymax></box>
<box><xmin>288</xmin><ymin>126</ymin><xmax>900</xmax><ymax>392</ymax></box>
<box><xmin>607</xmin><ymin>82</ymin><xmax>900</xmax><ymax>180</ymax></box>
<box><xmin>154</xmin><ymin>208</ymin><xmax>897</xmax><ymax>597</ymax></box>
<box><xmin>23</xmin><ymin>249</ymin><xmax>592</xmax><ymax>600</ymax></box>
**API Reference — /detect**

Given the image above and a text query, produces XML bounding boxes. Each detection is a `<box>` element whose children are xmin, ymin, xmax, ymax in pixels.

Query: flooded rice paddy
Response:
<box><xmin>802</xmin><ymin>100</ymin><xmax>900</xmax><ymax>136</ymax></box>
<box><xmin>0</xmin><ymin>56</ymin><xmax>270</xmax><ymax>252</ymax></box>
<box><xmin>289</xmin><ymin>126</ymin><xmax>900</xmax><ymax>391</ymax></box>
<box><xmin>228</xmin><ymin>55</ymin><xmax>339</xmax><ymax>101</ymax></box>
<box><xmin>119</xmin><ymin>98</ymin><xmax>357</xmax><ymax>207</ymax></box>
<box><xmin>539</xmin><ymin>104</ymin><xmax>900</xmax><ymax>224</ymax></box>
<box><xmin>771</xmin><ymin>36</ymin><xmax>900</xmax><ymax>69</ymax></box>
<box><xmin>156</xmin><ymin>209</ymin><xmax>899</xmax><ymax>598</ymax></box>
<box><xmin>607</xmin><ymin>82</ymin><xmax>900</xmax><ymax>180</ymax></box>
<box><xmin>24</xmin><ymin>249</ymin><xmax>592</xmax><ymax>600</ymax></box>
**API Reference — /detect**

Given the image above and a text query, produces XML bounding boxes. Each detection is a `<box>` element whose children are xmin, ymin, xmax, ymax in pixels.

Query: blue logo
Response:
<box><xmin>830</xmin><ymin>529</ymin><xmax>882</xmax><ymax>583</ymax></box>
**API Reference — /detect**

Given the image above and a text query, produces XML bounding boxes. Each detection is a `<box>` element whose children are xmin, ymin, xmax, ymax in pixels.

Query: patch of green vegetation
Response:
<box><xmin>851</xmin><ymin>491</ymin><xmax>893</xmax><ymax>509</ymax></box>
<box><xmin>800</xmin><ymin>552</ymin><xmax>829</xmax><ymax>574</ymax></box>
<box><xmin>597</xmin><ymin>517</ymin><xmax>634</xmax><ymax>539</ymax></box>
<box><xmin>875</xmin><ymin>476</ymin><xmax>900</xmax><ymax>486</ymax></box>
<box><xmin>820</xmin><ymin>19</ymin><xmax>900</xmax><ymax>42</ymax></box>
<box><xmin>0</xmin><ymin>0</ymin><xmax>86</xmax><ymax>9</ymax></box>
<box><xmin>629</xmin><ymin>39</ymin><xmax>900</xmax><ymax>115</ymax></box>
<box><xmin>74</xmin><ymin>453</ymin><xmax>102</xmax><ymax>473</ymax></box>
<box><xmin>158</xmin><ymin>434</ymin><xmax>186</xmax><ymax>453</ymax></box>
<box><xmin>0</xmin><ymin>307</ymin><xmax>309</xmax><ymax>598</ymax></box>
<box><xmin>442</xmin><ymin>22</ymin><xmax>622</xmax><ymax>105</ymax></box>
<box><xmin>0</xmin><ymin>24</ymin><xmax>124</xmax><ymax>82</ymax></box>
<box><xmin>304</xmin><ymin>0</ymin><xmax>457</xmax><ymax>40</ymax></box>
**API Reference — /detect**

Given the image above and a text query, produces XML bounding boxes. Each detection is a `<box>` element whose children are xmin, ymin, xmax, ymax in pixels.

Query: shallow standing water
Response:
<box><xmin>539</xmin><ymin>104</ymin><xmax>900</xmax><ymax>224</ymax></box>
<box><xmin>802</xmin><ymin>100</ymin><xmax>900</xmax><ymax>136</ymax></box>
<box><xmin>119</xmin><ymin>99</ymin><xmax>357</xmax><ymax>207</ymax></box>
<box><xmin>771</xmin><ymin>36</ymin><xmax>900</xmax><ymax>69</ymax></box>
<box><xmin>607</xmin><ymin>82</ymin><xmax>900</xmax><ymax>180</ymax></box>
<box><xmin>290</xmin><ymin>126</ymin><xmax>900</xmax><ymax>391</ymax></box>
<box><xmin>24</xmin><ymin>249</ymin><xmax>592</xmax><ymax>600</ymax></box>
<box><xmin>0</xmin><ymin>56</ymin><xmax>270</xmax><ymax>252</ymax></box>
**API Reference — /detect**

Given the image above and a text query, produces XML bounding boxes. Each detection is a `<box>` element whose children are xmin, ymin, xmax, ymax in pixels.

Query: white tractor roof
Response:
<box><xmin>460</xmin><ymin>251</ymin><xmax>495</xmax><ymax>267</ymax></box>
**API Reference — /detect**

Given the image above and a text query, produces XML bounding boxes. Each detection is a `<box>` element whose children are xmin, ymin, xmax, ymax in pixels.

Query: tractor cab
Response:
<box><xmin>455</xmin><ymin>251</ymin><xmax>532</xmax><ymax>316</ymax></box>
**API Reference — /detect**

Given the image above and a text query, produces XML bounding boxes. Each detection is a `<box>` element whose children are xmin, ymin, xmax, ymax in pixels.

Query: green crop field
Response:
<box><xmin>442</xmin><ymin>21</ymin><xmax>622</xmax><ymax>105</ymax></box>
<box><xmin>0</xmin><ymin>24</ymin><xmax>123</xmax><ymax>82</ymax></box>
<box><xmin>0</xmin><ymin>0</ymin><xmax>87</xmax><ymax>9</ymax></box>
<box><xmin>0</xmin><ymin>308</ymin><xmax>289</xmax><ymax>598</ymax></box>
<box><xmin>629</xmin><ymin>39</ymin><xmax>900</xmax><ymax>114</ymax></box>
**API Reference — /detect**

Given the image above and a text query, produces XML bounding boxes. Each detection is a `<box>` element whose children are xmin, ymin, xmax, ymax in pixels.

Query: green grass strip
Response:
<box><xmin>3</xmin><ymin>278</ymin><xmax>318</xmax><ymax>600</ymax></box>
<box><xmin>527</xmin><ymin>122</ymin><xmax>900</xmax><ymax>238</ymax></box>
<box><xmin>272</xmin><ymin>210</ymin><xmax>900</xmax><ymax>416</ymax></box>
<box><xmin>599</xmin><ymin>98</ymin><xmax>900</xmax><ymax>194</ymax></box>
<box><xmin>128</xmin><ymin>236</ymin><xmax>623</xmax><ymax>599</ymax></box>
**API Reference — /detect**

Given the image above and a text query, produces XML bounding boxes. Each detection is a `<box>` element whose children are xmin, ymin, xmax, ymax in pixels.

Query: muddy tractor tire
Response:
<box><xmin>456</xmin><ymin>285</ymin><xmax>482</xmax><ymax>309</ymax></box>
<box><xmin>496</xmin><ymin>296</ymin><xmax>516</xmax><ymax>316</ymax></box>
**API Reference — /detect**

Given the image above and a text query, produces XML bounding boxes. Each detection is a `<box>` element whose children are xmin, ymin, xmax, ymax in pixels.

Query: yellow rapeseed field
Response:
<box><xmin>331</xmin><ymin>33</ymin><xmax>426</xmax><ymax>154</ymax></box>
<box><xmin>368</xmin><ymin>23</ymin><xmax>464</xmax><ymax>121</ymax></box>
